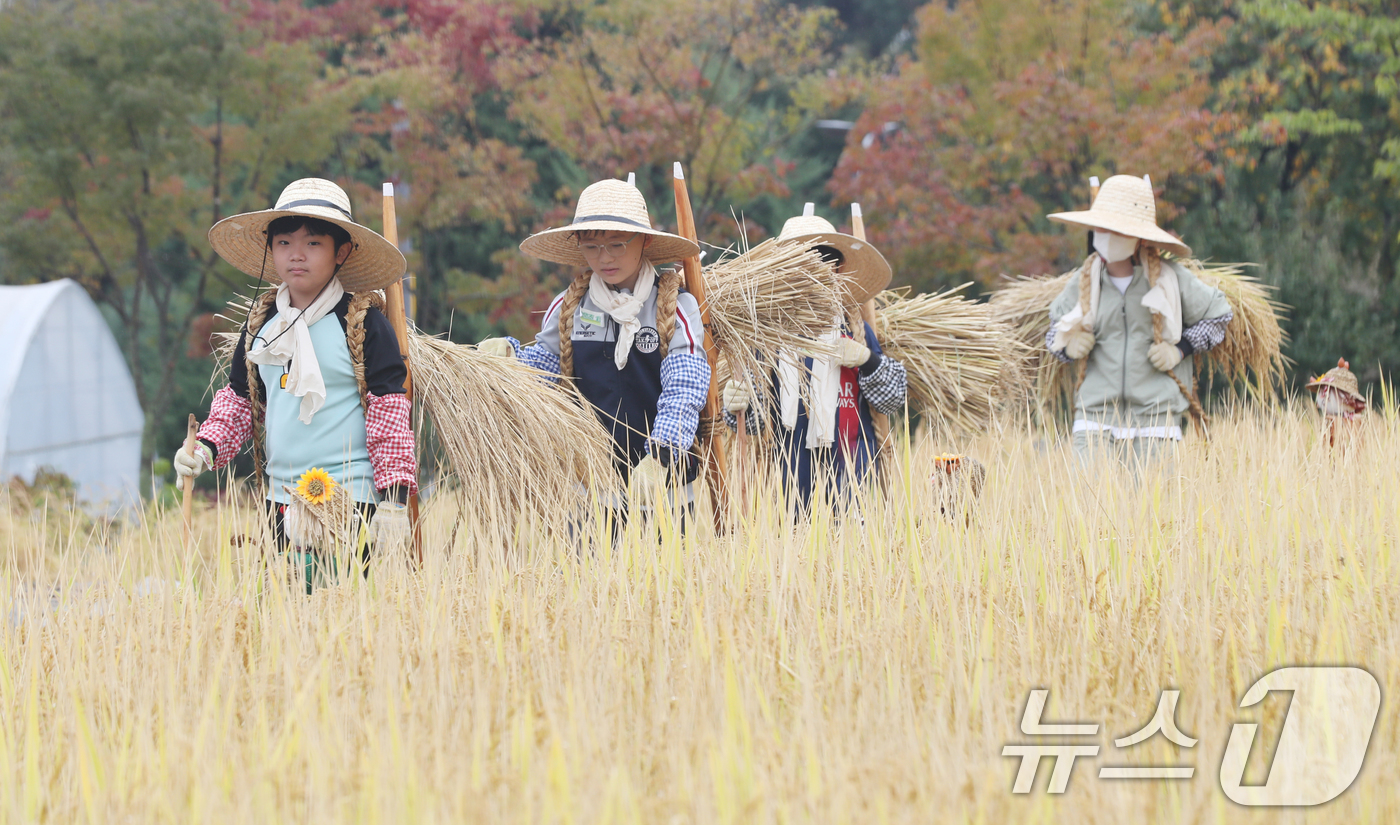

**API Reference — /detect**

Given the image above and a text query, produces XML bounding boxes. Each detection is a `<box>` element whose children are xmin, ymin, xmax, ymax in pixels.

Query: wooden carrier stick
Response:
<box><xmin>381</xmin><ymin>182</ymin><xmax>422</xmax><ymax>564</ymax></box>
<box><xmin>851</xmin><ymin>203</ymin><xmax>893</xmax><ymax>457</ymax></box>
<box><xmin>181</xmin><ymin>413</ymin><xmax>198</xmax><ymax>545</ymax></box>
<box><xmin>672</xmin><ymin>162</ymin><xmax>731</xmax><ymax>529</ymax></box>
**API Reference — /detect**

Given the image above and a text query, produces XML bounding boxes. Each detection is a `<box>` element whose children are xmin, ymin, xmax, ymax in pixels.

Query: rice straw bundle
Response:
<box><xmin>1184</xmin><ymin>261</ymin><xmax>1289</xmax><ymax>398</ymax></box>
<box><xmin>701</xmin><ymin>237</ymin><xmax>844</xmax><ymax>407</ymax></box>
<box><xmin>212</xmin><ymin>297</ymin><xmax>618</xmax><ymax>530</ymax></box>
<box><xmin>873</xmin><ymin>285</ymin><xmax>1028</xmax><ymax>436</ymax></box>
<box><xmin>987</xmin><ymin>258</ymin><xmax>1288</xmax><ymax>420</ymax></box>
<box><xmin>986</xmin><ymin>272</ymin><xmax>1077</xmax><ymax>416</ymax></box>
<box><xmin>406</xmin><ymin>332</ymin><xmax>620</xmax><ymax>526</ymax></box>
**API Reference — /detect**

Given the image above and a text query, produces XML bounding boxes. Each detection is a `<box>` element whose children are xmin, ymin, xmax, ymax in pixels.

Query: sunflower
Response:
<box><xmin>295</xmin><ymin>468</ymin><xmax>337</xmax><ymax>504</ymax></box>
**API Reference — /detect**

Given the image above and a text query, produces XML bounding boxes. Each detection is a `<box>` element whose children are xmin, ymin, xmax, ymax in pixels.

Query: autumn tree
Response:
<box><xmin>498</xmin><ymin>0</ymin><xmax>856</xmax><ymax>242</ymax></box>
<box><xmin>0</xmin><ymin>0</ymin><xmax>370</xmax><ymax>464</ymax></box>
<box><xmin>829</xmin><ymin>0</ymin><xmax>1229</xmax><ymax>291</ymax></box>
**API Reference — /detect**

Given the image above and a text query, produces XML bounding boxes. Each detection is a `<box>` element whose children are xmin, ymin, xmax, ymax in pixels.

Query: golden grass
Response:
<box><xmin>2</xmin><ymin>405</ymin><xmax>1398</xmax><ymax>822</ymax></box>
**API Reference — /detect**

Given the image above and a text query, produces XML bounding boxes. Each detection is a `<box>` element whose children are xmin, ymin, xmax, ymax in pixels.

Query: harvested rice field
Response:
<box><xmin>2</xmin><ymin>408</ymin><xmax>1397</xmax><ymax>823</ymax></box>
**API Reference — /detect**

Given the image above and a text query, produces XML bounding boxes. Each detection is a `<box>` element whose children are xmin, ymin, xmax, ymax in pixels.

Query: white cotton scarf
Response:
<box><xmin>1051</xmin><ymin>256</ymin><xmax>1182</xmax><ymax>349</ymax></box>
<box><xmin>247</xmin><ymin>277</ymin><xmax>346</xmax><ymax>424</ymax></box>
<box><xmin>588</xmin><ymin>261</ymin><xmax>657</xmax><ymax>369</ymax></box>
<box><xmin>778</xmin><ymin>319</ymin><xmax>843</xmax><ymax>450</ymax></box>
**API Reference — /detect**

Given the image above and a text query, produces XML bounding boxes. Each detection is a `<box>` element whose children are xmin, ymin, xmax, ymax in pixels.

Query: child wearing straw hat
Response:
<box><xmin>173</xmin><ymin>178</ymin><xmax>417</xmax><ymax>567</ymax></box>
<box><xmin>1045</xmin><ymin>174</ymin><xmax>1233</xmax><ymax>462</ymax></box>
<box><xmin>477</xmin><ymin>179</ymin><xmax>709</xmax><ymax>515</ymax></box>
<box><xmin>721</xmin><ymin>204</ymin><xmax>909</xmax><ymax>507</ymax></box>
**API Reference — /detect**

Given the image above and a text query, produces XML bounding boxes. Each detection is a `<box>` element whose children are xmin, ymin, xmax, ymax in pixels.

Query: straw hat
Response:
<box><xmin>1046</xmin><ymin>174</ymin><xmax>1191</xmax><ymax>257</ymax></box>
<box><xmin>1306</xmin><ymin>358</ymin><xmax>1364</xmax><ymax>403</ymax></box>
<box><xmin>778</xmin><ymin>205</ymin><xmax>892</xmax><ymax>305</ymax></box>
<box><xmin>208</xmin><ymin>178</ymin><xmax>407</xmax><ymax>293</ymax></box>
<box><xmin>519</xmin><ymin>179</ymin><xmax>701</xmax><ymax>267</ymax></box>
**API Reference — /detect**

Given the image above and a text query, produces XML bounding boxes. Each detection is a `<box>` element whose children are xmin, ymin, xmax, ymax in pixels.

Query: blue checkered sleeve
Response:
<box><xmin>859</xmin><ymin>353</ymin><xmax>908</xmax><ymax>416</ymax></box>
<box><xmin>1046</xmin><ymin>326</ymin><xmax>1072</xmax><ymax>363</ymax></box>
<box><xmin>651</xmin><ymin>351</ymin><xmax>710</xmax><ymax>453</ymax></box>
<box><xmin>510</xmin><ymin>337</ymin><xmax>562</xmax><ymax>380</ymax></box>
<box><xmin>1179</xmin><ymin>310</ymin><xmax>1232</xmax><ymax>355</ymax></box>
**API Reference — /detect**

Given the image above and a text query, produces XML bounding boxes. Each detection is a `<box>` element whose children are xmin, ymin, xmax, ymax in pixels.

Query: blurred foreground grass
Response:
<box><xmin>1</xmin><ymin>407</ymin><xmax>1398</xmax><ymax>823</ymax></box>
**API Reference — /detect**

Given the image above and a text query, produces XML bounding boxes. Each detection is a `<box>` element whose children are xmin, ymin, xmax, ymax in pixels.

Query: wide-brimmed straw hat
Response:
<box><xmin>208</xmin><ymin>178</ymin><xmax>406</xmax><ymax>293</ymax></box>
<box><xmin>1047</xmin><ymin>174</ymin><xmax>1191</xmax><ymax>258</ymax></box>
<box><xmin>778</xmin><ymin>205</ymin><xmax>892</xmax><ymax>305</ymax></box>
<box><xmin>519</xmin><ymin>179</ymin><xmax>700</xmax><ymax>267</ymax></box>
<box><xmin>1306</xmin><ymin>358</ymin><xmax>1364</xmax><ymax>403</ymax></box>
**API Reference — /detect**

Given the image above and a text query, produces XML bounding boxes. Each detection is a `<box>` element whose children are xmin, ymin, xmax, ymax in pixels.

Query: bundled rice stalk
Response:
<box><xmin>1184</xmin><ymin>261</ymin><xmax>1289</xmax><ymax>398</ymax></box>
<box><xmin>987</xmin><ymin>258</ymin><xmax>1288</xmax><ymax>421</ymax></box>
<box><xmin>986</xmin><ymin>272</ymin><xmax>1077</xmax><ymax>417</ymax></box>
<box><xmin>407</xmin><ymin>333</ymin><xmax>620</xmax><ymax>526</ymax></box>
<box><xmin>702</xmin><ymin>237</ymin><xmax>844</xmax><ymax>408</ymax></box>
<box><xmin>874</xmin><ymin>285</ymin><xmax>1029</xmax><ymax>436</ymax></box>
<box><xmin>212</xmin><ymin>297</ymin><xmax>618</xmax><ymax>530</ymax></box>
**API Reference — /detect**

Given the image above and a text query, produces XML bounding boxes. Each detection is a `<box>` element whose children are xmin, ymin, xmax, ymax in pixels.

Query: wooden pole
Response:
<box><xmin>181</xmin><ymin>414</ymin><xmax>198</xmax><ymax>545</ymax></box>
<box><xmin>851</xmin><ymin>204</ymin><xmax>893</xmax><ymax>457</ymax></box>
<box><xmin>672</xmin><ymin>162</ymin><xmax>730</xmax><ymax>530</ymax></box>
<box><xmin>381</xmin><ymin>182</ymin><xmax>422</xmax><ymax>564</ymax></box>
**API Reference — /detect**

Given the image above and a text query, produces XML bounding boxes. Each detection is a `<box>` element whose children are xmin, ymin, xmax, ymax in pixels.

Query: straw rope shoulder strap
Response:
<box><xmin>1072</xmin><ymin>252</ymin><xmax>1098</xmax><ymax>398</ymax></box>
<box><xmin>1144</xmin><ymin>250</ymin><xmax>1208</xmax><ymax>433</ymax></box>
<box><xmin>344</xmin><ymin>290</ymin><xmax>385</xmax><ymax>414</ymax></box>
<box><xmin>244</xmin><ymin>290</ymin><xmax>279</xmax><ymax>491</ymax></box>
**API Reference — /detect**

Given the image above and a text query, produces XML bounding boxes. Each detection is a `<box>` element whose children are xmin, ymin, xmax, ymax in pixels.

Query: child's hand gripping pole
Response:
<box><xmin>673</xmin><ymin>162</ymin><xmax>731</xmax><ymax>530</ymax></box>
<box><xmin>851</xmin><ymin>204</ymin><xmax>893</xmax><ymax>459</ymax></box>
<box><xmin>181</xmin><ymin>413</ymin><xmax>198</xmax><ymax>545</ymax></box>
<box><xmin>381</xmin><ymin>183</ymin><xmax>422</xmax><ymax>564</ymax></box>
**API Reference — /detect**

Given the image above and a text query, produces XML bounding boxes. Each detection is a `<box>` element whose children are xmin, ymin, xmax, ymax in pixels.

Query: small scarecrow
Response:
<box><xmin>1045</xmin><ymin>175</ymin><xmax>1233</xmax><ymax>463</ymax></box>
<box><xmin>722</xmin><ymin>204</ymin><xmax>909</xmax><ymax>507</ymax></box>
<box><xmin>477</xmin><ymin>179</ymin><xmax>709</xmax><ymax>523</ymax></box>
<box><xmin>1307</xmin><ymin>358</ymin><xmax>1367</xmax><ymax>449</ymax></box>
<box><xmin>174</xmin><ymin>179</ymin><xmax>417</xmax><ymax>582</ymax></box>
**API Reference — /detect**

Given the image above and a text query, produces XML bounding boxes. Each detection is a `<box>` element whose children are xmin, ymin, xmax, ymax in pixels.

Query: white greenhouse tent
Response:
<box><xmin>0</xmin><ymin>279</ymin><xmax>143</xmax><ymax>512</ymax></box>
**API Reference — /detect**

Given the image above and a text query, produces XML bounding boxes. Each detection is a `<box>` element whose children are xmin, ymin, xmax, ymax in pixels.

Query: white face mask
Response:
<box><xmin>1316</xmin><ymin>389</ymin><xmax>1347</xmax><ymax>416</ymax></box>
<box><xmin>1093</xmin><ymin>230</ymin><xmax>1139</xmax><ymax>263</ymax></box>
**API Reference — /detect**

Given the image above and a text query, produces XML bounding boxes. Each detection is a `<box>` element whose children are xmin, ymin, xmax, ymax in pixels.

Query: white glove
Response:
<box><xmin>629</xmin><ymin>455</ymin><xmax>668</xmax><ymax>499</ymax></box>
<box><xmin>369</xmin><ymin>500</ymin><xmax>411</xmax><ymax>554</ymax></box>
<box><xmin>1061</xmin><ymin>327</ymin><xmax>1096</xmax><ymax>360</ymax></box>
<box><xmin>1148</xmin><ymin>341</ymin><xmax>1184</xmax><ymax>372</ymax></box>
<box><xmin>837</xmin><ymin>336</ymin><xmax>871</xmax><ymax>367</ymax></box>
<box><xmin>477</xmin><ymin>337</ymin><xmax>514</xmax><ymax>359</ymax></box>
<box><xmin>722</xmin><ymin>380</ymin><xmax>751</xmax><ymax>414</ymax></box>
<box><xmin>174</xmin><ymin>441</ymin><xmax>212</xmax><ymax>479</ymax></box>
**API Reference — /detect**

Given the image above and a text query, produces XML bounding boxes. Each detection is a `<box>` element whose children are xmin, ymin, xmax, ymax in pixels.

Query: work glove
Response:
<box><xmin>1061</xmin><ymin>327</ymin><xmax>1096</xmax><ymax>360</ymax></box>
<box><xmin>722</xmin><ymin>380</ymin><xmax>751</xmax><ymax>414</ymax></box>
<box><xmin>1148</xmin><ymin>341</ymin><xmax>1185</xmax><ymax>372</ymax></box>
<box><xmin>628</xmin><ymin>454</ymin><xmax>669</xmax><ymax>502</ymax></box>
<box><xmin>174</xmin><ymin>441</ymin><xmax>213</xmax><ymax>479</ymax></box>
<box><xmin>369</xmin><ymin>501</ymin><xmax>411</xmax><ymax>554</ymax></box>
<box><xmin>837</xmin><ymin>336</ymin><xmax>872</xmax><ymax>368</ymax></box>
<box><xmin>477</xmin><ymin>337</ymin><xmax>515</xmax><ymax>359</ymax></box>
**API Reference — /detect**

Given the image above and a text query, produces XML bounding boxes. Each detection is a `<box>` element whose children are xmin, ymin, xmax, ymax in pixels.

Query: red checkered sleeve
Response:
<box><xmin>365</xmin><ymin>392</ymin><xmax>417</xmax><ymax>495</ymax></box>
<box><xmin>196</xmin><ymin>386</ymin><xmax>252</xmax><ymax>470</ymax></box>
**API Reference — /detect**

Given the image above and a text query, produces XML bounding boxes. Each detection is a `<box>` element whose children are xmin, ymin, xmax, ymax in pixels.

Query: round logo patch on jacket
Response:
<box><xmin>634</xmin><ymin>327</ymin><xmax>660</xmax><ymax>354</ymax></box>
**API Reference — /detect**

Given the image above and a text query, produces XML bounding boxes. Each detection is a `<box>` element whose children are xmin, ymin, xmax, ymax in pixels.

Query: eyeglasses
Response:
<box><xmin>578</xmin><ymin>235</ymin><xmax>638</xmax><ymax>259</ymax></box>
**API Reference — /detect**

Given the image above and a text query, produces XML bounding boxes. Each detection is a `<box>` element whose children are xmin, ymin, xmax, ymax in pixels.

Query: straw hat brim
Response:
<box><xmin>208</xmin><ymin>205</ymin><xmax>407</xmax><ymax>293</ymax></box>
<box><xmin>783</xmin><ymin>231</ymin><xmax>892</xmax><ymax>305</ymax></box>
<box><xmin>519</xmin><ymin>219</ymin><xmax>701</xmax><ymax>267</ymax></box>
<box><xmin>1046</xmin><ymin>209</ymin><xmax>1191</xmax><ymax>257</ymax></box>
